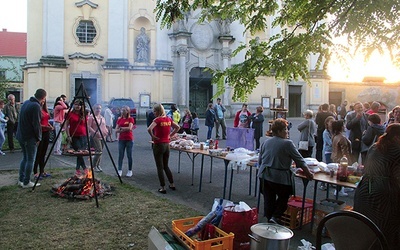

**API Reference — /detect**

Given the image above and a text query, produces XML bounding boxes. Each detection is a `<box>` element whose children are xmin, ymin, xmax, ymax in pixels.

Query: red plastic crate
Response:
<box><xmin>172</xmin><ymin>216</ymin><xmax>234</xmax><ymax>250</ymax></box>
<box><xmin>281</xmin><ymin>196</ymin><xmax>313</xmax><ymax>229</ymax></box>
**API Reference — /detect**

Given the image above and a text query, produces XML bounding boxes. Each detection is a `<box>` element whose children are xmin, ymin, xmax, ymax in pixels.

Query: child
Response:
<box><xmin>190</xmin><ymin>112</ymin><xmax>199</xmax><ymax>135</ymax></box>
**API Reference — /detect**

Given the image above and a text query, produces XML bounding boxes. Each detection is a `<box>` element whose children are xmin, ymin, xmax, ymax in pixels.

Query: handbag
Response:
<box><xmin>298</xmin><ymin>140</ymin><xmax>309</xmax><ymax>150</ymax></box>
<box><xmin>298</xmin><ymin>120</ymin><xmax>311</xmax><ymax>150</ymax></box>
<box><xmin>221</xmin><ymin>207</ymin><xmax>258</xmax><ymax>250</ymax></box>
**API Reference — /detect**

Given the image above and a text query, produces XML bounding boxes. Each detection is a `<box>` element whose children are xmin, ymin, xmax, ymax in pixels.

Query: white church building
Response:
<box><xmin>23</xmin><ymin>0</ymin><xmax>329</xmax><ymax>118</ymax></box>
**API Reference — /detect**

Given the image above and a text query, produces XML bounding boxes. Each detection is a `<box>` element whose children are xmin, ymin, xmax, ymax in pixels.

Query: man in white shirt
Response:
<box><xmin>104</xmin><ymin>105</ymin><xmax>115</xmax><ymax>142</ymax></box>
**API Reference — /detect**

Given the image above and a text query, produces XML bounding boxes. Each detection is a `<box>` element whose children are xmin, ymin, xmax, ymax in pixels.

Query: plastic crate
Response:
<box><xmin>281</xmin><ymin>196</ymin><xmax>313</xmax><ymax>229</ymax></box>
<box><xmin>172</xmin><ymin>216</ymin><xmax>234</xmax><ymax>250</ymax></box>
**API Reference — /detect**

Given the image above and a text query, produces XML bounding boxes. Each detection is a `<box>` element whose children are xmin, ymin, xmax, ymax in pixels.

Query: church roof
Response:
<box><xmin>0</xmin><ymin>29</ymin><xmax>27</xmax><ymax>57</ymax></box>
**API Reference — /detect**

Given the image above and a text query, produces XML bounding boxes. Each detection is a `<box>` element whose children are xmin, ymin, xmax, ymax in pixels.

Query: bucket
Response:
<box><xmin>249</xmin><ymin>223</ymin><xmax>293</xmax><ymax>250</ymax></box>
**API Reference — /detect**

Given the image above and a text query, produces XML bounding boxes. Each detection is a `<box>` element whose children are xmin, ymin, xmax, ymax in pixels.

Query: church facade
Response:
<box><xmin>23</xmin><ymin>0</ymin><xmax>329</xmax><ymax>118</ymax></box>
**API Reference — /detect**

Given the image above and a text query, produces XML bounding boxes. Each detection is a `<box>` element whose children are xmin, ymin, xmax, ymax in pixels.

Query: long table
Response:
<box><xmin>172</xmin><ymin>146</ymin><xmax>357</xmax><ymax>231</ymax></box>
<box><xmin>172</xmin><ymin>147</ymin><xmax>257</xmax><ymax>199</ymax></box>
<box><xmin>171</xmin><ymin>147</ymin><xmax>231</xmax><ymax>198</ymax></box>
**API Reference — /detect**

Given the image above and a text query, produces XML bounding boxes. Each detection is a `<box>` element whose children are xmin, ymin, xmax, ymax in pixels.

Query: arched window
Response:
<box><xmin>76</xmin><ymin>20</ymin><xmax>97</xmax><ymax>44</ymax></box>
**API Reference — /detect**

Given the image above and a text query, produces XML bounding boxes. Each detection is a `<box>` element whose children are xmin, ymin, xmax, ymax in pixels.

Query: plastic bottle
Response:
<box><xmin>337</xmin><ymin>155</ymin><xmax>348</xmax><ymax>181</ymax></box>
<box><xmin>209</xmin><ymin>139</ymin><xmax>214</xmax><ymax>149</ymax></box>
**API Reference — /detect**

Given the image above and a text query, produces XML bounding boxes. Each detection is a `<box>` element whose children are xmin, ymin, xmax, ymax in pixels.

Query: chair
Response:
<box><xmin>316</xmin><ymin>210</ymin><xmax>389</xmax><ymax>250</ymax></box>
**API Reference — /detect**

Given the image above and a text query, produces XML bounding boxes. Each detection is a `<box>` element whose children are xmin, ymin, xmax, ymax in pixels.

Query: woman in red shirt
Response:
<box><xmin>147</xmin><ymin>104</ymin><xmax>180</xmax><ymax>194</ymax></box>
<box><xmin>65</xmin><ymin>99</ymin><xmax>88</xmax><ymax>175</ymax></box>
<box><xmin>33</xmin><ymin>99</ymin><xmax>54</xmax><ymax>178</ymax></box>
<box><xmin>115</xmin><ymin>106</ymin><xmax>135</xmax><ymax>177</ymax></box>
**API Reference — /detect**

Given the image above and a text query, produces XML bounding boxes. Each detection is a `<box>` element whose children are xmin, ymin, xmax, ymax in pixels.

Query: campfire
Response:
<box><xmin>52</xmin><ymin>169</ymin><xmax>113</xmax><ymax>200</ymax></box>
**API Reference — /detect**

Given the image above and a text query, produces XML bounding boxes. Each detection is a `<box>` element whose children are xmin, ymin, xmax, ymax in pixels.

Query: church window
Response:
<box><xmin>76</xmin><ymin>20</ymin><xmax>97</xmax><ymax>43</ymax></box>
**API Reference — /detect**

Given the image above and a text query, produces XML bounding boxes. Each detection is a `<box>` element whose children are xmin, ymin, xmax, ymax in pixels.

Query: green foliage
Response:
<box><xmin>155</xmin><ymin>0</ymin><xmax>400</xmax><ymax>101</ymax></box>
<box><xmin>0</xmin><ymin>57</ymin><xmax>22</xmax><ymax>100</ymax></box>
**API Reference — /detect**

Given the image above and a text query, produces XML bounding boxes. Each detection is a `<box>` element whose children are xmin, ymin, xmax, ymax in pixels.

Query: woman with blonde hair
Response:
<box><xmin>115</xmin><ymin>105</ymin><xmax>135</xmax><ymax>177</ymax></box>
<box><xmin>88</xmin><ymin>104</ymin><xmax>109</xmax><ymax>172</ymax></box>
<box><xmin>148</xmin><ymin>104</ymin><xmax>180</xmax><ymax>194</ymax></box>
<box><xmin>180</xmin><ymin>109</ymin><xmax>192</xmax><ymax>134</ymax></box>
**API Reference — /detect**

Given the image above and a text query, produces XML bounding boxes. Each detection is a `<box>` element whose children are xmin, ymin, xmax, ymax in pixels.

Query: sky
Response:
<box><xmin>1</xmin><ymin>0</ymin><xmax>399</xmax><ymax>83</ymax></box>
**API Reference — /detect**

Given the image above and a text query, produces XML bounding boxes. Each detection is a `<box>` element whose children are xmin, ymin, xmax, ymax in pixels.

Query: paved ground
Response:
<box><xmin>0</xmin><ymin>117</ymin><xmax>354</xmax><ymax>249</ymax></box>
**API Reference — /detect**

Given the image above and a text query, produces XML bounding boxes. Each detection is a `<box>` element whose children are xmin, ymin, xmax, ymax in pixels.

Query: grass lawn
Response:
<box><xmin>0</xmin><ymin>169</ymin><xmax>200</xmax><ymax>249</ymax></box>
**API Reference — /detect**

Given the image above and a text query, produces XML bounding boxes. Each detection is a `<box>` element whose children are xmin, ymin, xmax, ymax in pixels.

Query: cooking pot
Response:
<box><xmin>249</xmin><ymin>223</ymin><xmax>293</xmax><ymax>250</ymax></box>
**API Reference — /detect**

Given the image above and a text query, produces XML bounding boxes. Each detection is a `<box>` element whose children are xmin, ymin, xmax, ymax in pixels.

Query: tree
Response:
<box><xmin>0</xmin><ymin>57</ymin><xmax>22</xmax><ymax>101</ymax></box>
<box><xmin>155</xmin><ymin>0</ymin><xmax>400</xmax><ymax>101</ymax></box>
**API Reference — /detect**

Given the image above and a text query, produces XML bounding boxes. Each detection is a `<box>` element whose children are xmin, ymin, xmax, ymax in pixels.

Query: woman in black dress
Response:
<box><xmin>354</xmin><ymin>123</ymin><xmax>400</xmax><ymax>248</ymax></box>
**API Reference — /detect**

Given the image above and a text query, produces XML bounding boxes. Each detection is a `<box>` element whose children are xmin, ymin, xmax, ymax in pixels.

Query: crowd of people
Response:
<box><xmin>2</xmin><ymin>90</ymin><xmax>399</xmax><ymax>246</ymax></box>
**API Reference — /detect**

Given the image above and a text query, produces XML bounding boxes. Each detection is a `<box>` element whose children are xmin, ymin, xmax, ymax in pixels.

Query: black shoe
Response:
<box><xmin>269</xmin><ymin>217</ymin><xmax>283</xmax><ymax>225</ymax></box>
<box><xmin>158</xmin><ymin>188</ymin><xmax>166</xmax><ymax>194</ymax></box>
<box><xmin>169</xmin><ymin>185</ymin><xmax>176</xmax><ymax>191</ymax></box>
<box><xmin>216</xmin><ymin>136</ymin><xmax>220</xmax><ymax>139</ymax></box>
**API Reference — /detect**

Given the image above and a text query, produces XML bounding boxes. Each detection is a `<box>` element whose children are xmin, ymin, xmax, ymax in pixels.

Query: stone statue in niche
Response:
<box><xmin>136</xmin><ymin>27</ymin><xmax>150</xmax><ymax>63</ymax></box>
<box><xmin>219</xmin><ymin>18</ymin><xmax>231</xmax><ymax>35</ymax></box>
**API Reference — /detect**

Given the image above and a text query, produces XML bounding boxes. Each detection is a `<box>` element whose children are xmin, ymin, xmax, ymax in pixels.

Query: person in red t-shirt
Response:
<box><xmin>115</xmin><ymin>105</ymin><xmax>136</xmax><ymax>177</ymax></box>
<box><xmin>33</xmin><ymin>99</ymin><xmax>54</xmax><ymax>178</ymax></box>
<box><xmin>147</xmin><ymin>103</ymin><xmax>180</xmax><ymax>194</ymax></box>
<box><xmin>65</xmin><ymin>99</ymin><xmax>88</xmax><ymax>175</ymax></box>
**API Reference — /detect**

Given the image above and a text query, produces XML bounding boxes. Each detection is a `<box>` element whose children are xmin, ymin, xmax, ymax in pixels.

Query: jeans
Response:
<box><xmin>18</xmin><ymin>137</ymin><xmax>38</xmax><ymax>185</ymax></box>
<box><xmin>152</xmin><ymin>143</ymin><xmax>174</xmax><ymax>187</ymax></box>
<box><xmin>118</xmin><ymin>140</ymin><xmax>133</xmax><ymax>171</ymax></box>
<box><xmin>71</xmin><ymin>136</ymin><xmax>87</xmax><ymax>170</ymax></box>
<box><xmin>207</xmin><ymin>126</ymin><xmax>213</xmax><ymax>139</ymax></box>
<box><xmin>325</xmin><ymin>153</ymin><xmax>332</xmax><ymax>164</ymax></box>
<box><xmin>0</xmin><ymin>126</ymin><xmax>5</xmax><ymax>150</ymax></box>
<box><xmin>54</xmin><ymin>122</ymin><xmax>62</xmax><ymax>153</ymax></box>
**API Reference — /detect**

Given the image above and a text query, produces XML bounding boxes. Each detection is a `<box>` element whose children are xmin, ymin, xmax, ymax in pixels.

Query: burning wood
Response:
<box><xmin>52</xmin><ymin>170</ymin><xmax>113</xmax><ymax>200</ymax></box>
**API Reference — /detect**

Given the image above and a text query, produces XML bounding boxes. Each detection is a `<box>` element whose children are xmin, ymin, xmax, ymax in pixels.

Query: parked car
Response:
<box><xmin>145</xmin><ymin>102</ymin><xmax>178</xmax><ymax>121</ymax></box>
<box><xmin>161</xmin><ymin>102</ymin><xmax>178</xmax><ymax>116</ymax></box>
<box><xmin>109</xmin><ymin>98</ymin><xmax>137</xmax><ymax>123</ymax></box>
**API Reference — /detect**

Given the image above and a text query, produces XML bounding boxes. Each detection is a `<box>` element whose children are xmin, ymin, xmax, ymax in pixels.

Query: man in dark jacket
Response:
<box><xmin>3</xmin><ymin>94</ymin><xmax>19</xmax><ymax>152</ymax></box>
<box><xmin>346</xmin><ymin>102</ymin><xmax>368</xmax><ymax>164</ymax></box>
<box><xmin>314</xmin><ymin>103</ymin><xmax>333</xmax><ymax>161</ymax></box>
<box><xmin>16</xmin><ymin>89</ymin><xmax>47</xmax><ymax>188</ymax></box>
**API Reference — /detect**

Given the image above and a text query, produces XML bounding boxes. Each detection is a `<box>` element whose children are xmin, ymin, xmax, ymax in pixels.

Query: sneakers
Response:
<box><xmin>0</xmin><ymin>150</ymin><xmax>5</xmax><ymax>155</ymax></box>
<box><xmin>333</xmin><ymin>189</ymin><xmax>349</xmax><ymax>197</ymax></box>
<box><xmin>75</xmin><ymin>169</ymin><xmax>81</xmax><ymax>176</ymax></box>
<box><xmin>53</xmin><ymin>150</ymin><xmax>62</xmax><ymax>155</ymax></box>
<box><xmin>343</xmin><ymin>187</ymin><xmax>354</xmax><ymax>192</ymax></box>
<box><xmin>126</xmin><ymin>170</ymin><xmax>133</xmax><ymax>177</ymax></box>
<box><xmin>319</xmin><ymin>184</ymin><xmax>327</xmax><ymax>191</ymax></box>
<box><xmin>22</xmin><ymin>181</ymin><xmax>41</xmax><ymax>188</ymax></box>
<box><xmin>94</xmin><ymin>166</ymin><xmax>102</xmax><ymax>172</ymax></box>
<box><xmin>34</xmin><ymin>174</ymin><xmax>43</xmax><ymax>180</ymax></box>
<box><xmin>117</xmin><ymin>170</ymin><xmax>122</xmax><ymax>176</ymax></box>
<box><xmin>17</xmin><ymin>181</ymin><xmax>23</xmax><ymax>187</ymax></box>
